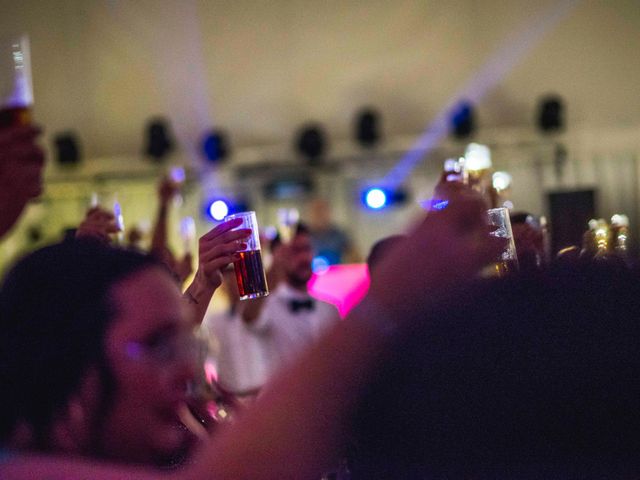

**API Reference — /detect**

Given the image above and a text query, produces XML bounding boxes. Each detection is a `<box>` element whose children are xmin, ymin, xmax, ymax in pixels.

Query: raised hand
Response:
<box><xmin>368</xmin><ymin>193</ymin><xmax>504</xmax><ymax>318</ymax></box>
<box><xmin>184</xmin><ymin>218</ymin><xmax>251</xmax><ymax>324</ymax></box>
<box><xmin>158</xmin><ymin>175</ymin><xmax>180</xmax><ymax>207</ymax></box>
<box><xmin>75</xmin><ymin>206</ymin><xmax>121</xmax><ymax>244</ymax></box>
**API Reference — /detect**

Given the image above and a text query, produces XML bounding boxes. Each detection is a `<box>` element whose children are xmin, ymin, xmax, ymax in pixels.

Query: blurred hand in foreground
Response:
<box><xmin>0</xmin><ymin>125</ymin><xmax>45</xmax><ymax>238</ymax></box>
<box><xmin>368</xmin><ymin>193</ymin><xmax>505</xmax><ymax>318</ymax></box>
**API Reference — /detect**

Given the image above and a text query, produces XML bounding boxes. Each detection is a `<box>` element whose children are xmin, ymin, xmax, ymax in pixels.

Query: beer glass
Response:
<box><xmin>0</xmin><ymin>33</ymin><xmax>32</xmax><ymax>128</ymax></box>
<box><xmin>225</xmin><ymin>211</ymin><xmax>269</xmax><ymax>300</ymax></box>
<box><xmin>485</xmin><ymin>207</ymin><xmax>519</xmax><ymax>277</ymax></box>
<box><xmin>276</xmin><ymin>207</ymin><xmax>299</xmax><ymax>244</ymax></box>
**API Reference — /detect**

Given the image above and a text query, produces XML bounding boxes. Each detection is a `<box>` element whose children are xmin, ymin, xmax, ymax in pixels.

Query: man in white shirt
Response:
<box><xmin>242</xmin><ymin>223</ymin><xmax>341</xmax><ymax>386</ymax></box>
<box><xmin>205</xmin><ymin>267</ymin><xmax>269</xmax><ymax>396</ymax></box>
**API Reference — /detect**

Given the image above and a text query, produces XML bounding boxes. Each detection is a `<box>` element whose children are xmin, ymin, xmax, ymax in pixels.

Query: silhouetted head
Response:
<box><xmin>352</xmin><ymin>261</ymin><xmax>640</xmax><ymax>478</ymax></box>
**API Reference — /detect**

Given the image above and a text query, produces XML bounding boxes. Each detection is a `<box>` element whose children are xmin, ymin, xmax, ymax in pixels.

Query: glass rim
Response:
<box><xmin>224</xmin><ymin>210</ymin><xmax>255</xmax><ymax>221</ymax></box>
<box><xmin>486</xmin><ymin>206</ymin><xmax>509</xmax><ymax>214</ymax></box>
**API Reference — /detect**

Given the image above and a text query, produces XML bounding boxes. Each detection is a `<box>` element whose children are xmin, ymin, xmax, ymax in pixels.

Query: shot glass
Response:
<box><xmin>225</xmin><ymin>211</ymin><xmax>269</xmax><ymax>301</ymax></box>
<box><xmin>485</xmin><ymin>207</ymin><xmax>519</xmax><ymax>277</ymax></box>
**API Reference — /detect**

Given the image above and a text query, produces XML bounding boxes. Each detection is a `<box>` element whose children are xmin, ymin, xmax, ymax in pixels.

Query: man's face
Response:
<box><xmin>280</xmin><ymin>233</ymin><xmax>314</xmax><ymax>288</ymax></box>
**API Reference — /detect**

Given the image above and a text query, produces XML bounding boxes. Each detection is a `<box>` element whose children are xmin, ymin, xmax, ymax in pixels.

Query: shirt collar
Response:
<box><xmin>276</xmin><ymin>282</ymin><xmax>311</xmax><ymax>301</ymax></box>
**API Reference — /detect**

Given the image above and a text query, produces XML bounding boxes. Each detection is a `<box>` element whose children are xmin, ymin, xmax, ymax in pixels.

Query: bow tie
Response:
<box><xmin>289</xmin><ymin>298</ymin><xmax>315</xmax><ymax>313</ymax></box>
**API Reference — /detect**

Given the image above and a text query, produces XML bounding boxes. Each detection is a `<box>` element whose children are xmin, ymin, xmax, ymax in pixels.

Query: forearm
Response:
<box><xmin>150</xmin><ymin>204</ymin><xmax>169</xmax><ymax>255</ymax></box>
<box><xmin>187</xmin><ymin>297</ymin><xmax>398</xmax><ymax>479</ymax></box>
<box><xmin>183</xmin><ymin>273</ymin><xmax>216</xmax><ymax>325</ymax></box>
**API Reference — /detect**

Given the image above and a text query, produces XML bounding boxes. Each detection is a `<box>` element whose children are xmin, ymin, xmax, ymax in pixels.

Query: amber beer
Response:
<box><xmin>233</xmin><ymin>249</ymin><xmax>269</xmax><ymax>300</ymax></box>
<box><xmin>225</xmin><ymin>211</ymin><xmax>269</xmax><ymax>301</ymax></box>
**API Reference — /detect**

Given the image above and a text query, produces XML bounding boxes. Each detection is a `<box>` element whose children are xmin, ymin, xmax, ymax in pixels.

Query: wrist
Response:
<box><xmin>196</xmin><ymin>267</ymin><xmax>217</xmax><ymax>291</ymax></box>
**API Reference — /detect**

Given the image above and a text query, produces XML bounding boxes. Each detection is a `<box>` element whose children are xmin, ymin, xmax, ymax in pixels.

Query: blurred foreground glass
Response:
<box><xmin>276</xmin><ymin>207</ymin><xmax>300</xmax><ymax>244</ymax></box>
<box><xmin>0</xmin><ymin>33</ymin><xmax>32</xmax><ymax>128</ymax></box>
<box><xmin>485</xmin><ymin>207</ymin><xmax>519</xmax><ymax>277</ymax></box>
<box><xmin>225</xmin><ymin>211</ymin><xmax>269</xmax><ymax>300</ymax></box>
<box><xmin>89</xmin><ymin>192</ymin><xmax>125</xmax><ymax>243</ymax></box>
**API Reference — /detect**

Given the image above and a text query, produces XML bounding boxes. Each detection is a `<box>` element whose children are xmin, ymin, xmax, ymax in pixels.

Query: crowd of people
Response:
<box><xmin>1</xmin><ymin>123</ymin><xmax>639</xmax><ymax>479</ymax></box>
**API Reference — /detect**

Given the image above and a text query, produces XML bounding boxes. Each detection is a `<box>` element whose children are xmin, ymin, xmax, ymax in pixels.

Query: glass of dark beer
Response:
<box><xmin>225</xmin><ymin>211</ymin><xmax>269</xmax><ymax>301</ymax></box>
<box><xmin>0</xmin><ymin>33</ymin><xmax>32</xmax><ymax>128</ymax></box>
<box><xmin>485</xmin><ymin>207</ymin><xmax>519</xmax><ymax>277</ymax></box>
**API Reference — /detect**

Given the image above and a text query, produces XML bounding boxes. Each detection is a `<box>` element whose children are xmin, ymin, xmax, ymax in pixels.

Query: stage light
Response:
<box><xmin>354</xmin><ymin>107</ymin><xmax>382</xmax><ymax>148</ymax></box>
<box><xmin>145</xmin><ymin>117</ymin><xmax>174</xmax><ymax>161</ymax></box>
<box><xmin>202</xmin><ymin>129</ymin><xmax>230</xmax><ymax>164</ymax></box>
<box><xmin>54</xmin><ymin>132</ymin><xmax>81</xmax><ymax>165</ymax></box>
<box><xmin>295</xmin><ymin>123</ymin><xmax>327</xmax><ymax>165</ymax></box>
<box><xmin>208</xmin><ymin>200</ymin><xmax>229</xmax><ymax>221</ymax></box>
<box><xmin>465</xmin><ymin>143</ymin><xmax>492</xmax><ymax>171</ymax></box>
<box><xmin>312</xmin><ymin>255</ymin><xmax>331</xmax><ymax>275</ymax></box>
<box><xmin>362</xmin><ymin>186</ymin><xmax>409</xmax><ymax>210</ymax></box>
<box><xmin>364</xmin><ymin>188</ymin><xmax>388</xmax><ymax>210</ymax></box>
<box><xmin>537</xmin><ymin>95</ymin><xmax>565</xmax><ymax>133</ymax></box>
<box><xmin>204</xmin><ymin>197</ymin><xmax>250</xmax><ymax>222</ymax></box>
<box><xmin>492</xmin><ymin>171</ymin><xmax>513</xmax><ymax>191</ymax></box>
<box><xmin>450</xmin><ymin>101</ymin><xmax>476</xmax><ymax>139</ymax></box>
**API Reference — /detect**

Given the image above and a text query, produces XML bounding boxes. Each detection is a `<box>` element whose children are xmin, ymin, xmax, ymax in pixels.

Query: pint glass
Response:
<box><xmin>225</xmin><ymin>211</ymin><xmax>269</xmax><ymax>300</ymax></box>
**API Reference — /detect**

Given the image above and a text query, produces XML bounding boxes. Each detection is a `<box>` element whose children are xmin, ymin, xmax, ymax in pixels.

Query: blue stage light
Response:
<box><xmin>208</xmin><ymin>200</ymin><xmax>230</xmax><ymax>221</ymax></box>
<box><xmin>364</xmin><ymin>188</ymin><xmax>388</xmax><ymax>210</ymax></box>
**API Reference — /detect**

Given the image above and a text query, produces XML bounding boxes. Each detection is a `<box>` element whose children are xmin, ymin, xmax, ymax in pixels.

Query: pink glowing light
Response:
<box><xmin>308</xmin><ymin>264</ymin><xmax>370</xmax><ymax>317</ymax></box>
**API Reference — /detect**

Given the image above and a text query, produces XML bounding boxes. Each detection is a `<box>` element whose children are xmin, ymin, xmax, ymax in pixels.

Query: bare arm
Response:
<box><xmin>183</xmin><ymin>218</ymin><xmax>251</xmax><ymax>325</ymax></box>
<box><xmin>149</xmin><ymin>176</ymin><xmax>177</xmax><ymax>258</ymax></box>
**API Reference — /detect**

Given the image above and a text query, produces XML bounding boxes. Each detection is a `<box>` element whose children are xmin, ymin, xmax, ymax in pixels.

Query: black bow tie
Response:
<box><xmin>289</xmin><ymin>298</ymin><xmax>315</xmax><ymax>313</ymax></box>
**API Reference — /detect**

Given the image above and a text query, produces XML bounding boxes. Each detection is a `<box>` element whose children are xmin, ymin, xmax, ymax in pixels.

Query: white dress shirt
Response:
<box><xmin>205</xmin><ymin>308</ymin><xmax>270</xmax><ymax>394</ymax></box>
<box><xmin>247</xmin><ymin>283</ymin><xmax>341</xmax><ymax>383</ymax></box>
